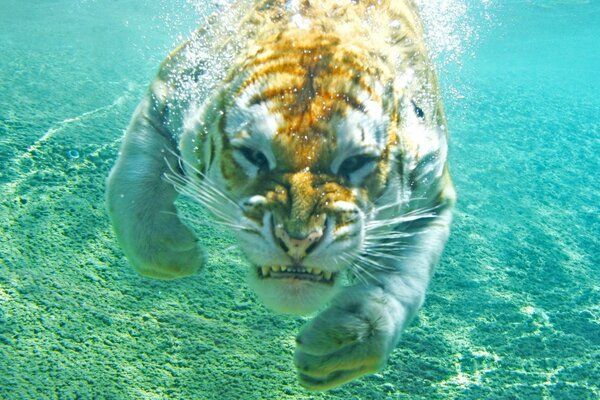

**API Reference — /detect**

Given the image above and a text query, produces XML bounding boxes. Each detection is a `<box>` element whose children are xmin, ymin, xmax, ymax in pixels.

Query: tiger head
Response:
<box><xmin>179</xmin><ymin>24</ymin><xmax>437</xmax><ymax>315</ymax></box>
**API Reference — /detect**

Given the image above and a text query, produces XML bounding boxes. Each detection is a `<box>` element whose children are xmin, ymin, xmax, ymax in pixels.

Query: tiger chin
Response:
<box><xmin>106</xmin><ymin>0</ymin><xmax>456</xmax><ymax>391</ymax></box>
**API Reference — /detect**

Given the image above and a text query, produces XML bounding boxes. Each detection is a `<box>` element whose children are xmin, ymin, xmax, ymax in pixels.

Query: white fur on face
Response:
<box><xmin>236</xmin><ymin>199</ymin><xmax>364</xmax><ymax>315</ymax></box>
<box><xmin>248</xmin><ymin>273</ymin><xmax>342</xmax><ymax>315</ymax></box>
<box><xmin>225</xmin><ymin>95</ymin><xmax>280</xmax><ymax>171</ymax></box>
<box><xmin>213</xmin><ymin>69</ymin><xmax>392</xmax><ymax>316</ymax></box>
<box><xmin>330</xmin><ymin>106</ymin><xmax>388</xmax><ymax>175</ymax></box>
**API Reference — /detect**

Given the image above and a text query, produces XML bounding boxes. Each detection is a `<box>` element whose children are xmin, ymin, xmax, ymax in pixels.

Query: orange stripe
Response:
<box><xmin>236</xmin><ymin>60</ymin><xmax>382</xmax><ymax>107</ymax></box>
<box><xmin>235</xmin><ymin>62</ymin><xmax>306</xmax><ymax>96</ymax></box>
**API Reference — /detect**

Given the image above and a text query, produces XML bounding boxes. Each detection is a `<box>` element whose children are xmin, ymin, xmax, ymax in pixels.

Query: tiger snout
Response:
<box><xmin>274</xmin><ymin>222</ymin><xmax>324</xmax><ymax>263</ymax></box>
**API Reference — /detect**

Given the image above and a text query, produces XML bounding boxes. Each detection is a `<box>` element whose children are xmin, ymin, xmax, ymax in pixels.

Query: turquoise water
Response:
<box><xmin>1</xmin><ymin>1</ymin><xmax>598</xmax><ymax>399</ymax></box>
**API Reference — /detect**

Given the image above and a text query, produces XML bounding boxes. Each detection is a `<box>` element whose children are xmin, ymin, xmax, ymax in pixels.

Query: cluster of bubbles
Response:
<box><xmin>149</xmin><ymin>0</ymin><xmax>496</xmax><ymax>121</ymax></box>
<box><xmin>416</xmin><ymin>0</ymin><xmax>495</xmax><ymax>67</ymax></box>
<box><xmin>161</xmin><ymin>1</ymin><xmax>254</xmax><ymax>120</ymax></box>
<box><xmin>414</xmin><ymin>0</ymin><xmax>496</xmax><ymax>105</ymax></box>
<box><xmin>160</xmin><ymin>1</ymin><xmax>496</xmax><ymax>72</ymax></box>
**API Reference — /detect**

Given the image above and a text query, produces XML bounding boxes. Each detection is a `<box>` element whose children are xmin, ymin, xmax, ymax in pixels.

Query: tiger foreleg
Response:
<box><xmin>106</xmin><ymin>85</ymin><xmax>205</xmax><ymax>279</ymax></box>
<box><xmin>294</xmin><ymin>206</ymin><xmax>453</xmax><ymax>390</ymax></box>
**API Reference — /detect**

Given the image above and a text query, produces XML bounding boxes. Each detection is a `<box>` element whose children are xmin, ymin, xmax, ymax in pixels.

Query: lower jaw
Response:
<box><xmin>248</xmin><ymin>269</ymin><xmax>340</xmax><ymax>315</ymax></box>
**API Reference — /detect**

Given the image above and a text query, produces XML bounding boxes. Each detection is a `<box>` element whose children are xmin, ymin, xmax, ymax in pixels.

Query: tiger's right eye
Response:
<box><xmin>238</xmin><ymin>147</ymin><xmax>269</xmax><ymax>170</ymax></box>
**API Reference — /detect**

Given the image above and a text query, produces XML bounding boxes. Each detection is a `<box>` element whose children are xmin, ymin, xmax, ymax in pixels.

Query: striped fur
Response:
<box><xmin>107</xmin><ymin>0</ymin><xmax>456</xmax><ymax>390</ymax></box>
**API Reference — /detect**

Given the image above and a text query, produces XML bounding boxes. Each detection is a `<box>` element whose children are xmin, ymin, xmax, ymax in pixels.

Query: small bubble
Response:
<box><xmin>67</xmin><ymin>149</ymin><xmax>80</xmax><ymax>159</ymax></box>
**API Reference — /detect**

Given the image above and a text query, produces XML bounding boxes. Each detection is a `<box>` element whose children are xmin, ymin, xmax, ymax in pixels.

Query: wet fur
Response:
<box><xmin>107</xmin><ymin>0</ymin><xmax>455</xmax><ymax>391</ymax></box>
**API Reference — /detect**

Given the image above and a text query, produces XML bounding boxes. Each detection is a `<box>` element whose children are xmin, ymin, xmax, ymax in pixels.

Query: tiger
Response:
<box><xmin>106</xmin><ymin>0</ymin><xmax>456</xmax><ymax>391</ymax></box>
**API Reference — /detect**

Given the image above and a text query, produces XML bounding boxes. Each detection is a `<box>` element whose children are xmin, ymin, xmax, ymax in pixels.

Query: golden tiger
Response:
<box><xmin>106</xmin><ymin>0</ymin><xmax>456</xmax><ymax>391</ymax></box>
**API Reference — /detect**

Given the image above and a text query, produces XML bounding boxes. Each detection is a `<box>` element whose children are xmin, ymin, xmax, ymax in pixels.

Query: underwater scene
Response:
<box><xmin>0</xmin><ymin>0</ymin><xmax>598</xmax><ymax>399</ymax></box>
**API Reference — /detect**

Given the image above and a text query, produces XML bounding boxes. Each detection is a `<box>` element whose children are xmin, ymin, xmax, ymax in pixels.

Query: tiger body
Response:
<box><xmin>107</xmin><ymin>0</ymin><xmax>455</xmax><ymax>390</ymax></box>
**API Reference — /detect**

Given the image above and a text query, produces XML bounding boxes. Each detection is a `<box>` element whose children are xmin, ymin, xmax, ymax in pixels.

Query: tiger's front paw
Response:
<box><xmin>294</xmin><ymin>286</ymin><xmax>404</xmax><ymax>391</ymax></box>
<box><xmin>117</xmin><ymin>211</ymin><xmax>206</xmax><ymax>280</ymax></box>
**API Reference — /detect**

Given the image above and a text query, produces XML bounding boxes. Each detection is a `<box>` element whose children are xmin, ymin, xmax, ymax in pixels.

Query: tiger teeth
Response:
<box><xmin>258</xmin><ymin>265</ymin><xmax>335</xmax><ymax>282</ymax></box>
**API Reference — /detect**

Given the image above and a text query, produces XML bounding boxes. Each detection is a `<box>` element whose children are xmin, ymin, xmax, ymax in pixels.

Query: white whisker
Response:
<box><xmin>354</xmin><ymin>254</ymin><xmax>396</xmax><ymax>272</ymax></box>
<box><xmin>363</xmin><ymin>236</ymin><xmax>410</xmax><ymax>244</ymax></box>
<box><xmin>362</xmin><ymin>250</ymin><xmax>410</xmax><ymax>262</ymax></box>
<box><xmin>171</xmin><ymin>184</ymin><xmax>236</xmax><ymax>222</ymax></box>
<box><xmin>163</xmin><ymin>158</ymin><xmax>245</xmax><ymax>228</ymax></box>
<box><xmin>349</xmin><ymin>263</ymin><xmax>374</xmax><ymax>285</ymax></box>
<box><xmin>365</xmin><ymin>229</ymin><xmax>431</xmax><ymax>241</ymax></box>
<box><xmin>163</xmin><ymin>153</ymin><xmax>242</xmax><ymax>211</ymax></box>
<box><xmin>350</xmin><ymin>261</ymin><xmax>382</xmax><ymax>284</ymax></box>
<box><xmin>162</xmin><ymin>208</ymin><xmax>247</xmax><ymax>231</ymax></box>
<box><xmin>366</xmin><ymin>213</ymin><xmax>437</xmax><ymax>230</ymax></box>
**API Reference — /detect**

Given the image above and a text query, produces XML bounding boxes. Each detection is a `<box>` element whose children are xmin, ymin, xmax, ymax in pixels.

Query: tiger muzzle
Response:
<box><xmin>274</xmin><ymin>224</ymin><xmax>324</xmax><ymax>262</ymax></box>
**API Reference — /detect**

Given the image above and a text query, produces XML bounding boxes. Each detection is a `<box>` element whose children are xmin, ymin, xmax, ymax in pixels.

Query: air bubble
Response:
<box><xmin>66</xmin><ymin>149</ymin><xmax>80</xmax><ymax>159</ymax></box>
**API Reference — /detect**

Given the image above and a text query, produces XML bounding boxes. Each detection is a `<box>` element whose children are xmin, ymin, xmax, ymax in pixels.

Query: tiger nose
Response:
<box><xmin>274</xmin><ymin>226</ymin><xmax>323</xmax><ymax>262</ymax></box>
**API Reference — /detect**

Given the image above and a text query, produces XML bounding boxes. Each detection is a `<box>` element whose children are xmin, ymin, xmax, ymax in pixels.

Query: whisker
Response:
<box><xmin>349</xmin><ymin>263</ymin><xmax>374</xmax><ymax>285</ymax></box>
<box><xmin>329</xmin><ymin>252</ymin><xmax>351</xmax><ymax>269</ymax></box>
<box><xmin>365</xmin><ymin>229</ymin><xmax>431</xmax><ymax>241</ymax></box>
<box><xmin>163</xmin><ymin>155</ymin><xmax>242</xmax><ymax>212</ymax></box>
<box><xmin>163</xmin><ymin>152</ymin><xmax>242</xmax><ymax>211</ymax></box>
<box><xmin>362</xmin><ymin>233</ymin><xmax>416</xmax><ymax>242</ymax></box>
<box><xmin>350</xmin><ymin>261</ymin><xmax>382</xmax><ymax>284</ymax></box>
<box><xmin>363</xmin><ymin>244</ymin><xmax>418</xmax><ymax>253</ymax></box>
<box><xmin>365</xmin><ymin>213</ymin><xmax>437</xmax><ymax>230</ymax></box>
<box><xmin>163</xmin><ymin>168</ymin><xmax>242</xmax><ymax>223</ymax></box>
<box><xmin>172</xmin><ymin>185</ymin><xmax>236</xmax><ymax>222</ymax></box>
<box><xmin>370</xmin><ymin>195</ymin><xmax>430</xmax><ymax>215</ymax></box>
<box><xmin>162</xmin><ymin>209</ymin><xmax>247</xmax><ymax>232</ymax></box>
<box><xmin>370</xmin><ymin>199</ymin><xmax>443</xmax><ymax>222</ymax></box>
<box><xmin>360</xmin><ymin>250</ymin><xmax>410</xmax><ymax>262</ymax></box>
<box><xmin>354</xmin><ymin>254</ymin><xmax>396</xmax><ymax>272</ymax></box>
<box><xmin>363</xmin><ymin>237</ymin><xmax>411</xmax><ymax>245</ymax></box>
<box><xmin>370</xmin><ymin>180</ymin><xmax>412</xmax><ymax>207</ymax></box>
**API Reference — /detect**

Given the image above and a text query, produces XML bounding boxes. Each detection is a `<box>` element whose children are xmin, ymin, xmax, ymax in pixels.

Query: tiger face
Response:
<box><xmin>109</xmin><ymin>0</ymin><xmax>455</xmax><ymax>389</ymax></box>
<box><xmin>179</xmin><ymin>20</ymin><xmax>423</xmax><ymax>314</ymax></box>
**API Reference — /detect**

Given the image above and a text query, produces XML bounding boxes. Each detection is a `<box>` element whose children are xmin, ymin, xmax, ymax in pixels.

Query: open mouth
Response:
<box><xmin>257</xmin><ymin>265</ymin><xmax>336</xmax><ymax>284</ymax></box>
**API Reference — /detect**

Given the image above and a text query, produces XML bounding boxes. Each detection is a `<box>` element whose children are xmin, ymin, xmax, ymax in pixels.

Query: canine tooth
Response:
<box><xmin>281</xmin><ymin>266</ymin><xmax>288</xmax><ymax>272</ymax></box>
<box><xmin>261</xmin><ymin>266</ymin><xmax>270</xmax><ymax>276</ymax></box>
<box><xmin>324</xmin><ymin>271</ymin><xmax>332</xmax><ymax>280</ymax></box>
<box><xmin>306</xmin><ymin>268</ymin><xmax>313</xmax><ymax>274</ymax></box>
<box><xmin>313</xmin><ymin>268</ymin><xmax>322</xmax><ymax>275</ymax></box>
<box><xmin>272</xmin><ymin>265</ymin><xmax>280</xmax><ymax>272</ymax></box>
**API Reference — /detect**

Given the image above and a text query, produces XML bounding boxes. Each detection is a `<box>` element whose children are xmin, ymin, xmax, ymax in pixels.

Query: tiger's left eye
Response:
<box><xmin>338</xmin><ymin>154</ymin><xmax>378</xmax><ymax>176</ymax></box>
